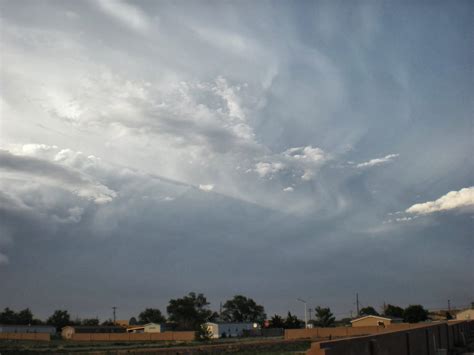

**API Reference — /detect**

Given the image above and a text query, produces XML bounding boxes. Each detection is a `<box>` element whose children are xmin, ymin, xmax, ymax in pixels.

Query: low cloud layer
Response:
<box><xmin>356</xmin><ymin>154</ymin><xmax>399</xmax><ymax>168</ymax></box>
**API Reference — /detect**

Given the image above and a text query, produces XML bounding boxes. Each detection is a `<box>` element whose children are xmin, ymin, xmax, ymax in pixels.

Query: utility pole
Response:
<box><xmin>297</xmin><ymin>298</ymin><xmax>308</xmax><ymax>329</ymax></box>
<box><xmin>448</xmin><ymin>300</ymin><xmax>451</xmax><ymax>312</ymax></box>
<box><xmin>308</xmin><ymin>308</ymin><xmax>313</xmax><ymax>322</ymax></box>
<box><xmin>112</xmin><ymin>306</ymin><xmax>117</xmax><ymax>325</ymax></box>
<box><xmin>356</xmin><ymin>293</ymin><xmax>360</xmax><ymax>317</ymax></box>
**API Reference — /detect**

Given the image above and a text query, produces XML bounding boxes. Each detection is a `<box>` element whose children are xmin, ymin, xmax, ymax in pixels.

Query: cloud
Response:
<box><xmin>283</xmin><ymin>187</ymin><xmax>294</xmax><ymax>192</ymax></box>
<box><xmin>255</xmin><ymin>162</ymin><xmax>285</xmax><ymax>178</ymax></box>
<box><xmin>356</xmin><ymin>154</ymin><xmax>399</xmax><ymax>168</ymax></box>
<box><xmin>0</xmin><ymin>147</ymin><xmax>116</xmax><ymax>205</ymax></box>
<box><xmin>283</xmin><ymin>146</ymin><xmax>327</xmax><ymax>164</ymax></box>
<box><xmin>95</xmin><ymin>0</ymin><xmax>151</xmax><ymax>34</ymax></box>
<box><xmin>406</xmin><ymin>187</ymin><xmax>474</xmax><ymax>215</ymax></box>
<box><xmin>199</xmin><ymin>184</ymin><xmax>214</xmax><ymax>192</ymax></box>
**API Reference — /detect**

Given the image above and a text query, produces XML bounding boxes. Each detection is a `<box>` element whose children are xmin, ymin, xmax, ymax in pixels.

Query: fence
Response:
<box><xmin>0</xmin><ymin>332</ymin><xmax>51</xmax><ymax>341</ymax></box>
<box><xmin>69</xmin><ymin>331</ymin><xmax>195</xmax><ymax>342</ymax></box>
<box><xmin>306</xmin><ymin>320</ymin><xmax>473</xmax><ymax>355</ymax></box>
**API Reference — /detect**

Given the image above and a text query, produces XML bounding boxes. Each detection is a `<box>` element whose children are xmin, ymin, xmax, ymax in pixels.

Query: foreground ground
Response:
<box><xmin>0</xmin><ymin>337</ymin><xmax>311</xmax><ymax>354</ymax></box>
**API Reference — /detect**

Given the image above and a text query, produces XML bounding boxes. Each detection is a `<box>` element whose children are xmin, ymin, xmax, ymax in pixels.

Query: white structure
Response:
<box><xmin>456</xmin><ymin>304</ymin><xmax>474</xmax><ymax>320</ymax></box>
<box><xmin>0</xmin><ymin>324</ymin><xmax>56</xmax><ymax>334</ymax></box>
<box><xmin>205</xmin><ymin>322</ymin><xmax>254</xmax><ymax>339</ymax></box>
<box><xmin>126</xmin><ymin>323</ymin><xmax>164</xmax><ymax>333</ymax></box>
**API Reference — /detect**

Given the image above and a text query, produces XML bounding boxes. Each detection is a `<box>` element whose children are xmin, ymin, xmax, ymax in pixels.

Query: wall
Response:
<box><xmin>68</xmin><ymin>331</ymin><xmax>195</xmax><ymax>342</ymax></box>
<box><xmin>306</xmin><ymin>320</ymin><xmax>473</xmax><ymax>355</ymax></box>
<box><xmin>0</xmin><ymin>332</ymin><xmax>50</xmax><ymax>341</ymax></box>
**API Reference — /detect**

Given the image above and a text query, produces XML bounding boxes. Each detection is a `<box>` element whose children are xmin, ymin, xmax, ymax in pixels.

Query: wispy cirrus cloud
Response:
<box><xmin>94</xmin><ymin>0</ymin><xmax>152</xmax><ymax>34</ymax></box>
<box><xmin>356</xmin><ymin>154</ymin><xmax>399</xmax><ymax>168</ymax></box>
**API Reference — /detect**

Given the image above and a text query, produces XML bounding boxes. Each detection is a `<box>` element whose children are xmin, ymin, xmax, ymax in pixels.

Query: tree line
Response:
<box><xmin>0</xmin><ymin>293</ymin><xmax>432</xmax><ymax>332</ymax></box>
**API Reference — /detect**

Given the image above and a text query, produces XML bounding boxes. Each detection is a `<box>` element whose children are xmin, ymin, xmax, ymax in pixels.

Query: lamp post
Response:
<box><xmin>297</xmin><ymin>298</ymin><xmax>308</xmax><ymax>328</ymax></box>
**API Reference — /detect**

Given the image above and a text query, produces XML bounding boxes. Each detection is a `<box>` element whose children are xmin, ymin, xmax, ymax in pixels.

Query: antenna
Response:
<box><xmin>356</xmin><ymin>293</ymin><xmax>360</xmax><ymax>317</ymax></box>
<box><xmin>112</xmin><ymin>306</ymin><xmax>117</xmax><ymax>325</ymax></box>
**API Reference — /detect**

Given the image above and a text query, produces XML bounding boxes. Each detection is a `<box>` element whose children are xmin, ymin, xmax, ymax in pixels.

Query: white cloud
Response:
<box><xmin>301</xmin><ymin>170</ymin><xmax>315</xmax><ymax>181</ymax></box>
<box><xmin>255</xmin><ymin>162</ymin><xmax>285</xmax><ymax>178</ymax></box>
<box><xmin>406</xmin><ymin>187</ymin><xmax>474</xmax><ymax>215</ymax></box>
<box><xmin>356</xmin><ymin>154</ymin><xmax>399</xmax><ymax>168</ymax></box>
<box><xmin>199</xmin><ymin>184</ymin><xmax>214</xmax><ymax>192</ymax></box>
<box><xmin>283</xmin><ymin>146</ymin><xmax>327</xmax><ymax>164</ymax></box>
<box><xmin>95</xmin><ymin>0</ymin><xmax>151</xmax><ymax>34</ymax></box>
<box><xmin>283</xmin><ymin>186</ymin><xmax>294</xmax><ymax>192</ymax></box>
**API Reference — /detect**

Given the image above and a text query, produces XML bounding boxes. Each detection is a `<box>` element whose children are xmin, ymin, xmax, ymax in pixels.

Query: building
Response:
<box><xmin>456</xmin><ymin>303</ymin><xmax>474</xmax><ymax>320</ymax></box>
<box><xmin>205</xmin><ymin>322</ymin><xmax>255</xmax><ymax>339</ymax></box>
<box><xmin>61</xmin><ymin>326</ymin><xmax>125</xmax><ymax>339</ymax></box>
<box><xmin>350</xmin><ymin>315</ymin><xmax>403</xmax><ymax>327</ymax></box>
<box><xmin>126</xmin><ymin>323</ymin><xmax>164</xmax><ymax>333</ymax></box>
<box><xmin>115</xmin><ymin>319</ymin><xmax>129</xmax><ymax>327</ymax></box>
<box><xmin>0</xmin><ymin>324</ymin><xmax>56</xmax><ymax>334</ymax></box>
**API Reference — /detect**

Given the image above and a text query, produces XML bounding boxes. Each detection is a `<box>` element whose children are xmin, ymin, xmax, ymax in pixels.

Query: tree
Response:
<box><xmin>82</xmin><ymin>318</ymin><xmax>99</xmax><ymax>326</ymax></box>
<box><xmin>269</xmin><ymin>314</ymin><xmax>285</xmax><ymax>328</ymax></box>
<box><xmin>314</xmin><ymin>307</ymin><xmax>335</xmax><ymax>327</ymax></box>
<box><xmin>284</xmin><ymin>312</ymin><xmax>302</xmax><ymax>329</ymax></box>
<box><xmin>403</xmin><ymin>305</ymin><xmax>428</xmax><ymax>323</ymax></box>
<box><xmin>0</xmin><ymin>308</ymin><xmax>18</xmax><ymax>324</ymax></box>
<box><xmin>383</xmin><ymin>304</ymin><xmax>404</xmax><ymax>318</ymax></box>
<box><xmin>167</xmin><ymin>292</ymin><xmax>212</xmax><ymax>330</ymax></box>
<box><xmin>360</xmin><ymin>306</ymin><xmax>379</xmax><ymax>316</ymax></box>
<box><xmin>47</xmin><ymin>310</ymin><xmax>71</xmax><ymax>330</ymax></box>
<box><xmin>129</xmin><ymin>317</ymin><xmax>138</xmax><ymax>325</ymax></box>
<box><xmin>138</xmin><ymin>308</ymin><xmax>166</xmax><ymax>324</ymax></box>
<box><xmin>222</xmin><ymin>295</ymin><xmax>266</xmax><ymax>323</ymax></box>
<box><xmin>101</xmin><ymin>319</ymin><xmax>115</xmax><ymax>326</ymax></box>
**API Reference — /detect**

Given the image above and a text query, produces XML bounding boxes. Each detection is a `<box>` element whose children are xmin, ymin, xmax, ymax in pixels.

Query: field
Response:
<box><xmin>0</xmin><ymin>337</ymin><xmax>312</xmax><ymax>354</ymax></box>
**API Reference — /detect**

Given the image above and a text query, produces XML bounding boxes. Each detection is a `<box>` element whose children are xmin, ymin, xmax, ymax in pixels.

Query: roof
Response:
<box><xmin>62</xmin><ymin>326</ymin><xmax>125</xmax><ymax>333</ymax></box>
<box><xmin>350</xmin><ymin>315</ymin><xmax>403</xmax><ymax>323</ymax></box>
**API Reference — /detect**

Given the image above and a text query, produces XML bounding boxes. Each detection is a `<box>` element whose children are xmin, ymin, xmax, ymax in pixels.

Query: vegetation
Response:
<box><xmin>383</xmin><ymin>304</ymin><xmax>404</xmax><ymax>318</ymax></box>
<box><xmin>47</xmin><ymin>310</ymin><xmax>71</xmax><ymax>330</ymax></box>
<box><xmin>403</xmin><ymin>305</ymin><xmax>428</xmax><ymax>323</ymax></box>
<box><xmin>138</xmin><ymin>308</ymin><xmax>166</xmax><ymax>324</ymax></box>
<box><xmin>167</xmin><ymin>292</ymin><xmax>212</xmax><ymax>330</ymax></box>
<box><xmin>360</xmin><ymin>306</ymin><xmax>379</xmax><ymax>316</ymax></box>
<box><xmin>313</xmin><ymin>306</ymin><xmax>335</xmax><ymax>327</ymax></box>
<box><xmin>0</xmin><ymin>307</ymin><xmax>41</xmax><ymax>325</ymax></box>
<box><xmin>222</xmin><ymin>295</ymin><xmax>266</xmax><ymax>323</ymax></box>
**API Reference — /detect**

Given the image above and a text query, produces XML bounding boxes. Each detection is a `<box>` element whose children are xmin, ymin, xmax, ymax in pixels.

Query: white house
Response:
<box><xmin>205</xmin><ymin>322</ymin><xmax>254</xmax><ymax>339</ymax></box>
<box><xmin>126</xmin><ymin>323</ymin><xmax>164</xmax><ymax>333</ymax></box>
<box><xmin>456</xmin><ymin>304</ymin><xmax>474</xmax><ymax>320</ymax></box>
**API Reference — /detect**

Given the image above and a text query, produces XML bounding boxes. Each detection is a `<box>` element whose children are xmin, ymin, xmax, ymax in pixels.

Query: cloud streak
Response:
<box><xmin>356</xmin><ymin>154</ymin><xmax>399</xmax><ymax>168</ymax></box>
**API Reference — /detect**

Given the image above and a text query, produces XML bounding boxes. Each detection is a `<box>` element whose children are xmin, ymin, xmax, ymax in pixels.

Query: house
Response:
<box><xmin>61</xmin><ymin>326</ymin><xmax>125</xmax><ymax>339</ymax></box>
<box><xmin>456</xmin><ymin>303</ymin><xmax>474</xmax><ymax>320</ymax></box>
<box><xmin>0</xmin><ymin>324</ymin><xmax>56</xmax><ymax>334</ymax></box>
<box><xmin>205</xmin><ymin>322</ymin><xmax>255</xmax><ymax>339</ymax></box>
<box><xmin>126</xmin><ymin>323</ymin><xmax>164</xmax><ymax>333</ymax></box>
<box><xmin>350</xmin><ymin>315</ymin><xmax>403</xmax><ymax>327</ymax></box>
<box><xmin>115</xmin><ymin>319</ymin><xmax>129</xmax><ymax>327</ymax></box>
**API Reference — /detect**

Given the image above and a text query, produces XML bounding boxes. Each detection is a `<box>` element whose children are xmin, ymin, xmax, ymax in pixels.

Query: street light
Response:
<box><xmin>297</xmin><ymin>298</ymin><xmax>307</xmax><ymax>328</ymax></box>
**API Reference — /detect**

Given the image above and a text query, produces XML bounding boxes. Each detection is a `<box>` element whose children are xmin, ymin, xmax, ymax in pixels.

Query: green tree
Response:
<box><xmin>82</xmin><ymin>318</ymin><xmax>99</xmax><ymax>326</ymax></box>
<box><xmin>167</xmin><ymin>292</ymin><xmax>212</xmax><ymax>330</ymax></box>
<box><xmin>47</xmin><ymin>310</ymin><xmax>71</xmax><ymax>330</ymax></box>
<box><xmin>383</xmin><ymin>304</ymin><xmax>404</xmax><ymax>318</ymax></box>
<box><xmin>360</xmin><ymin>306</ymin><xmax>379</xmax><ymax>316</ymax></box>
<box><xmin>284</xmin><ymin>312</ymin><xmax>302</xmax><ymax>329</ymax></box>
<box><xmin>403</xmin><ymin>305</ymin><xmax>428</xmax><ymax>323</ymax></box>
<box><xmin>222</xmin><ymin>295</ymin><xmax>266</xmax><ymax>323</ymax></box>
<box><xmin>314</xmin><ymin>307</ymin><xmax>335</xmax><ymax>327</ymax></box>
<box><xmin>138</xmin><ymin>308</ymin><xmax>166</xmax><ymax>324</ymax></box>
<box><xmin>0</xmin><ymin>308</ymin><xmax>17</xmax><ymax>324</ymax></box>
<box><xmin>269</xmin><ymin>314</ymin><xmax>285</xmax><ymax>328</ymax></box>
<box><xmin>129</xmin><ymin>317</ymin><xmax>138</xmax><ymax>325</ymax></box>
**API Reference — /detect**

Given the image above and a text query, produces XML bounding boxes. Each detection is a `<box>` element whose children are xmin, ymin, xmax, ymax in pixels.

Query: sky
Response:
<box><xmin>0</xmin><ymin>0</ymin><xmax>473</xmax><ymax>322</ymax></box>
